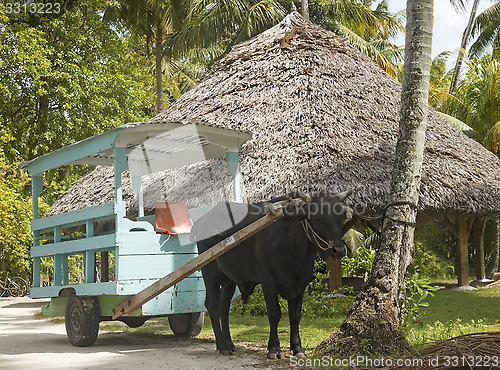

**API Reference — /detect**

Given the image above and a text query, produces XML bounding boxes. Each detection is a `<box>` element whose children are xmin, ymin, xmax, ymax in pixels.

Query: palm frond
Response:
<box><xmin>169</xmin><ymin>0</ymin><xmax>284</xmax><ymax>59</ymax></box>
<box><xmin>449</xmin><ymin>0</ymin><xmax>469</xmax><ymax>13</ymax></box>
<box><xmin>343</xmin><ymin>229</ymin><xmax>365</xmax><ymax>255</ymax></box>
<box><xmin>232</xmin><ymin>0</ymin><xmax>286</xmax><ymax>46</ymax></box>
<box><xmin>438</xmin><ymin>112</ymin><xmax>478</xmax><ymax>139</ymax></box>
<box><xmin>337</xmin><ymin>24</ymin><xmax>398</xmax><ymax>77</ymax></box>
<box><xmin>484</xmin><ymin>121</ymin><xmax>500</xmax><ymax>154</ymax></box>
<box><xmin>469</xmin><ymin>2</ymin><xmax>500</xmax><ymax>56</ymax></box>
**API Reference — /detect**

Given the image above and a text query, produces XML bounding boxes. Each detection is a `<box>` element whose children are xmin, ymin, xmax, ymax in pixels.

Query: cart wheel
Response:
<box><xmin>168</xmin><ymin>312</ymin><xmax>204</xmax><ymax>337</ymax></box>
<box><xmin>119</xmin><ymin>317</ymin><xmax>148</xmax><ymax>328</ymax></box>
<box><xmin>65</xmin><ymin>295</ymin><xmax>100</xmax><ymax>347</ymax></box>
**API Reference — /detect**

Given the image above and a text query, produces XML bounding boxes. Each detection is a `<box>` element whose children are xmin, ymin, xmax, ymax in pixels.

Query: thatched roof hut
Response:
<box><xmin>48</xmin><ymin>12</ymin><xmax>500</xmax><ymax>285</ymax></box>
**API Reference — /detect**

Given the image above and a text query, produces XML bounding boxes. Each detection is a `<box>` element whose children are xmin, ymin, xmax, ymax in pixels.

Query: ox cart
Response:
<box><xmin>20</xmin><ymin>121</ymin><xmax>277</xmax><ymax>346</ymax></box>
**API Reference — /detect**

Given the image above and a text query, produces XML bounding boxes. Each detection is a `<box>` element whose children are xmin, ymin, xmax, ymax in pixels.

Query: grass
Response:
<box><xmin>93</xmin><ymin>286</ymin><xmax>500</xmax><ymax>356</ymax></box>
<box><xmin>406</xmin><ymin>285</ymin><xmax>500</xmax><ymax>346</ymax></box>
<box><xmin>98</xmin><ymin>310</ymin><xmax>344</xmax><ymax>355</ymax></box>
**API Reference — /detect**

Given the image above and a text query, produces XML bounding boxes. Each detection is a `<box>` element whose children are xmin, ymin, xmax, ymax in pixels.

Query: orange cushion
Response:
<box><xmin>155</xmin><ymin>202</ymin><xmax>193</xmax><ymax>235</ymax></box>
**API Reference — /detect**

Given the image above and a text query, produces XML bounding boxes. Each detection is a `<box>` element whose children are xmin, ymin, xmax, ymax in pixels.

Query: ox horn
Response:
<box><xmin>297</xmin><ymin>190</ymin><xmax>312</xmax><ymax>203</ymax></box>
<box><xmin>337</xmin><ymin>189</ymin><xmax>353</xmax><ymax>202</ymax></box>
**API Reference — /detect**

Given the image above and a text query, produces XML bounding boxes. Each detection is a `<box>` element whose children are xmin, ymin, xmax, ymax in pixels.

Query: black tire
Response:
<box><xmin>65</xmin><ymin>295</ymin><xmax>100</xmax><ymax>347</ymax></box>
<box><xmin>168</xmin><ymin>312</ymin><xmax>204</xmax><ymax>337</ymax></box>
<box><xmin>7</xmin><ymin>277</ymin><xmax>29</xmax><ymax>297</ymax></box>
<box><xmin>119</xmin><ymin>317</ymin><xmax>148</xmax><ymax>328</ymax></box>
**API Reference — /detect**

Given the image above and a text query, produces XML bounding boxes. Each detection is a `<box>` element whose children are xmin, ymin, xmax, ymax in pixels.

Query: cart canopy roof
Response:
<box><xmin>20</xmin><ymin>121</ymin><xmax>252</xmax><ymax>176</ymax></box>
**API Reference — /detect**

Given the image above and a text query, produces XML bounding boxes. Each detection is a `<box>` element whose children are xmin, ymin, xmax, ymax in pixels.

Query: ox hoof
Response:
<box><xmin>295</xmin><ymin>352</ymin><xmax>307</xmax><ymax>358</ymax></box>
<box><xmin>267</xmin><ymin>352</ymin><xmax>282</xmax><ymax>360</ymax></box>
<box><xmin>220</xmin><ymin>350</ymin><xmax>234</xmax><ymax>356</ymax></box>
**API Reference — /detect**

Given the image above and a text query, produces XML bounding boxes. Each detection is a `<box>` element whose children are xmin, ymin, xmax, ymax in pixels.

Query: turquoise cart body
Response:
<box><xmin>20</xmin><ymin>121</ymin><xmax>250</xmax><ymax>343</ymax></box>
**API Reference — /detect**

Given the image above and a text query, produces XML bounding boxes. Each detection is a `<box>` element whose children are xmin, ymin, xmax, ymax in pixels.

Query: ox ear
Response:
<box><xmin>343</xmin><ymin>206</ymin><xmax>353</xmax><ymax>223</ymax></box>
<box><xmin>337</xmin><ymin>189</ymin><xmax>353</xmax><ymax>202</ymax></box>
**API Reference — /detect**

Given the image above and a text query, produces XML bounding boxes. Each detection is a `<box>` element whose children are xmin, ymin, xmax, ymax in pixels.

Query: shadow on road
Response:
<box><xmin>0</xmin><ymin>297</ymin><xmax>270</xmax><ymax>370</ymax></box>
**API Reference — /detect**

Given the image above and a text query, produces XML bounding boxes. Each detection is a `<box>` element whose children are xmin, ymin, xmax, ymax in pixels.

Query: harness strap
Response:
<box><xmin>301</xmin><ymin>220</ymin><xmax>334</xmax><ymax>251</ymax></box>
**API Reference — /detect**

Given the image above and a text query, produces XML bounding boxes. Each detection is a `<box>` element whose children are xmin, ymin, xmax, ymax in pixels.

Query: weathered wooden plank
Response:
<box><xmin>30</xmin><ymin>234</ymin><xmax>116</xmax><ymax>258</ymax></box>
<box><xmin>117</xmin><ymin>254</ymin><xmax>198</xmax><ymax>280</ymax></box>
<box><xmin>31</xmin><ymin>202</ymin><xmax>115</xmax><ymax>233</ymax></box>
<box><xmin>112</xmin><ymin>209</ymin><xmax>285</xmax><ymax>319</ymax></box>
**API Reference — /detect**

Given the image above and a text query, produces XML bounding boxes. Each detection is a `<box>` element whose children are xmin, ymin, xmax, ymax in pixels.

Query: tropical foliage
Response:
<box><xmin>470</xmin><ymin>0</ymin><xmax>500</xmax><ymax>58</ymax></box>
<box><xmin>0</xmin><ymin>147</ymin><xmax>40</xmax><ymax>278</ymax></box>
<box><xmin>341</xmin><ymin>228</ymin><xmax>378</xmax><ymax>279</ymax></box>
<box><xmin>309</xmin><ymin>0</ymin><xmax>404</xmax><ymax>77</ymax></box>
<box><xmin>434</xmin><ymin>54</ymin><xmax>500</xmax><ymax>153</ymax></box>
<box><xmin>0</xmin><ymin>0</ymin><xmax>154</xmax><ymax>164</ymax></box>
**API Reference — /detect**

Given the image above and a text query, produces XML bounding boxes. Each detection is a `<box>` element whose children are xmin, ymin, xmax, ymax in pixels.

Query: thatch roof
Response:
<box><xmin>48</xmin><ymin>12</ymin><xmax>500</xmax><ymax>222</ymax></box>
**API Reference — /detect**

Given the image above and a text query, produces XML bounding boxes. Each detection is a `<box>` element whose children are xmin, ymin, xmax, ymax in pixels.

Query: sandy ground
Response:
<box><xmin>0</xmin><ymin>297</ymin><xmax>274</xmax><ymax>370</ymax></box>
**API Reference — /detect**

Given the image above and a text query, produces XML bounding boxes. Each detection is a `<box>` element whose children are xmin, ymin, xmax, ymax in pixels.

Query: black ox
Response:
<box><xmin>190</xmin><ymin>191</ymin><xmax>352</xmax><ymax>359</ymax></box>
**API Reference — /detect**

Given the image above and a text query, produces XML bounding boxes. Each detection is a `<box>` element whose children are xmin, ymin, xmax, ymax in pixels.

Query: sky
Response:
<box><xmin>384</xmin><ymin>0</ymin><xmax>493</xmax><ymax>66</ymax></box>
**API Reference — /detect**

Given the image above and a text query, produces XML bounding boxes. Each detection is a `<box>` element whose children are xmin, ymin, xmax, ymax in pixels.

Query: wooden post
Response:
<box><xmin>457</xmin><ymin>216</ymin><xmax>470</xmax><ymax>287</ymax></box>
<box><xmin>327</xmin><ymin>257</ymin><xmax>342</xmax><ymax>291</ymax></box>
<box><xmin>474</xmin><ymin>217</ymin><xmax>486</xmax><ymax>281</ymax></box>
<box><xmin>101</xmin><ymin>251</ymin><xmax>109</xmax><ymax>283</ymax></box>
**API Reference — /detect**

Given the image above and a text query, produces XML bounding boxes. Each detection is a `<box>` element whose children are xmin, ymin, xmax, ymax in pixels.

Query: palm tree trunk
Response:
<box><xmin>155</xmin><ymin>19</ymin><xmax>164</xmax><ymax>114</ymax></box>
<box><xmin>449</xmin><ymin>0</ymin><xmax>481</xmax><ymax>93</ymax></box>
<box><xmin>301</xmin><ymin>0</ymin><xmax>309</xmax><ymax>20</ymax></box>
<box><xmin>317</xmin><ymin>0</ymin><xmax>433</xmax><ymax>355</ymax></box>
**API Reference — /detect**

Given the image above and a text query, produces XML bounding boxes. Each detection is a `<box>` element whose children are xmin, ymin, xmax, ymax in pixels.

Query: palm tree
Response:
<box><xmin>301</xmin><ymin>0</ymin><xmax>309</xmax><ymax>19</ymax></box>
<box><xmin>428</xmin><ymin>52</ymin><xmax>454</xmax><ymax>107</ymax></box>
<box><xmin>469</xmin><ymin>0</ymin><xmax>500</xmax><ymax>58</ymax></box>
<box><xmin>317</xmin><ymin>0</ymin><xmax>434</xmax><ymax>355</ymax></box>
<box><xmin>440</xmin><ymin>55</ymin><xmax>500</xmax><ymax>144</ymax></box>
<box><xmin>431</xmin><ymin>53</ymin><xmax>500</xmax><ymax>274</ymax></box>
<box><xmin>105</xmin><ymin>0</ymin><xmax>192</xmax><ymax>113</ymax></box>
<box><xmin>169</xmin><ymin>0</ymin><xmax>286</xmax><ymax>58</ymax></box>
<box><xmin>449</xmin><ymin>0</ymin><xmax>482</xmax><ymax>93</ymax></box>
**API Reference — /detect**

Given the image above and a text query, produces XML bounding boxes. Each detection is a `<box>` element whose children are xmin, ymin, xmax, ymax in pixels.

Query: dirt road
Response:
<box><xmin>0</xmin><ymin>297</ymin><xmax>271</xmax><ymax>369</ymax></box>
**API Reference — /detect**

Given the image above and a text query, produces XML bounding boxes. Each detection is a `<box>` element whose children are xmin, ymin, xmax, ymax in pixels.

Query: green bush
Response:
<box><xmin>342</xmin><ymin>229</ymin><xmax>378</xmax><ymax>279</ymax></box>
<box><xmin>230</xmin><ymin>260</ymin><xmax>355</xmax><ymax>318</ymax></box>
<box><xmin>410</xmin><ymin>242</ymin><xmax>455</xmax><ymax>279</ymax></box>
<box><xmin>414</xmin><ymin>223</ymin><xmax>456</xmax><ymax>271</ymax></box>
<box><xmin>0</xmin><ymin>149</ymin><xmax>46</xmax><ymax>280</ymax></box>
<box><xmin>403</xmin><ymin>272</ymin><xmax>443</xmax><ymax>323</ymax></box>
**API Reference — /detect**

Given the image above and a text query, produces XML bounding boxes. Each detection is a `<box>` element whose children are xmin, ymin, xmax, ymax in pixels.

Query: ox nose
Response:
<box><xmin>334</xmin><ymin>244</ymin><xmax>346</xmax><ymax>258</ymax></box>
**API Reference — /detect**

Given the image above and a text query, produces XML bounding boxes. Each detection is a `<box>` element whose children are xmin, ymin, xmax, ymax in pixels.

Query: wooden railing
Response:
<box><xmin>31</xmin><ymin>203</ymin><xmax>116</xmax><ymax>288</ymax></box>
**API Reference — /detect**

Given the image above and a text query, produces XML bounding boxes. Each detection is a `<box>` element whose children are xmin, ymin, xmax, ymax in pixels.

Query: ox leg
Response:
<box><xmin>202</xmin><ymin>264</ymin><xmax>232</xmax><ymax>355</ymax></box>
<box><xmin>262</xmin><ymin>283</ymin><xmax>282</xmax><ymax>359</ymax></box>
<box><xmin>288</xmin><ymin>293</ymin><xmax>306</xmax><ymax>357</ymax></box>
<box><xmin>220</xmin><ymin>281</ymin><xmax>236</xmax><ymax>353</ymax></box>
